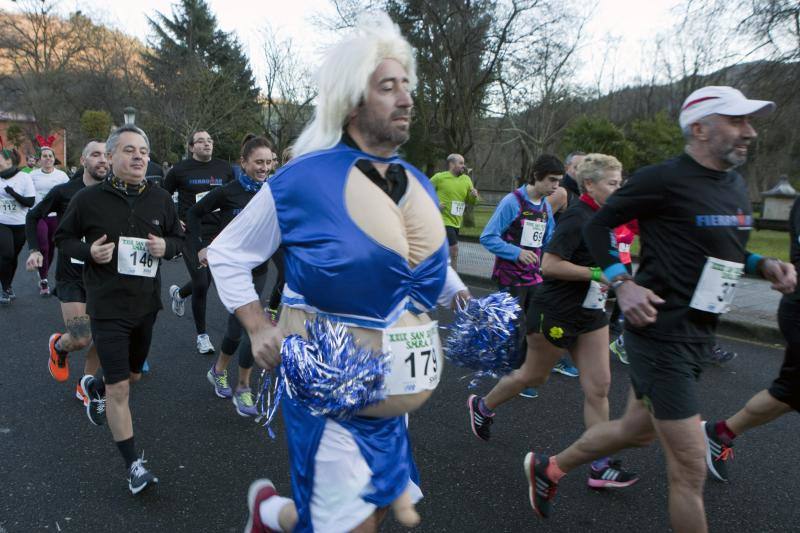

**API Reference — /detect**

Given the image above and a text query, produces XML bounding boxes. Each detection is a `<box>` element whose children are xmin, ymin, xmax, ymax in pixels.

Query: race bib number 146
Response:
<box><xmin>117</xmin><ymin>236</ymin><xmax>158</xmax><ymax>278</ymax></box>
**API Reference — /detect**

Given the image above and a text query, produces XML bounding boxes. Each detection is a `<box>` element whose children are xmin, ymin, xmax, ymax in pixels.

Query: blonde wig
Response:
<box><xmin>292</xmin><ymin>12</ymin><xmax>417</xmax><ymax>157</ymax></box>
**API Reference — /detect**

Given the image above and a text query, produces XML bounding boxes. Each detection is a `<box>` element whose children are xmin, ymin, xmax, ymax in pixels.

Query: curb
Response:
<box><xmin>717</xmin><ymin>316</ymin><xmax>784</xmax><ymax>346</ymax></box>
<box><xmin>457</xmin><ymin>272</ymin><xmax>784</xmax><ymax>346</ymax></box>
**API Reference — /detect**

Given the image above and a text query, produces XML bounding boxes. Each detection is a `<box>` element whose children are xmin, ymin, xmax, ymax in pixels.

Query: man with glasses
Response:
<box><xmin>164</xmin><ymin>130</ymin><xmax>234</xmax><ymax>354</ymax></box>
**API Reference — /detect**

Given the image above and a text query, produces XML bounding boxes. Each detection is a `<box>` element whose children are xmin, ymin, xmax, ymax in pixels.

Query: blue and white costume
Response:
<box><xmin>208</xmin><ymin>141</ymin><xmax>466</xmax><ymax>532</ymax></box>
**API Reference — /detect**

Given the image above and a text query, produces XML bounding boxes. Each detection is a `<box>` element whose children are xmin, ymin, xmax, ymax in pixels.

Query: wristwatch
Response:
<box><xmin>609</xmin><ymin>275</ymin><xmax>633</xmax><ymax>290</ymax></box>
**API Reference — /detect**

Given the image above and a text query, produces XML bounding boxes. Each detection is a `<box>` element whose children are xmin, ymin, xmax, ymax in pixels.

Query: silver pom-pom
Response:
<box><xmin>255</xmin><ymin>318</ymin><xmax>391</xmax><ymax>438</ymax></box>
<box><xmin>444</xmin><ymin>291</ymin><xmax>521</xmax><ymax>386</ymax></box>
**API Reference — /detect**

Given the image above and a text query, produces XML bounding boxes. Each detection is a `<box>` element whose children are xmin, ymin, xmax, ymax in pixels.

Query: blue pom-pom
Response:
<box><xmin>255</xmin><ymin>318</ymin><xmax>391</xmax><ymax>438</ymax></box>
<box><xmin>444</xmin><ymin>291</ymin><xmax>521</xmax><ymax>386</ymax></box>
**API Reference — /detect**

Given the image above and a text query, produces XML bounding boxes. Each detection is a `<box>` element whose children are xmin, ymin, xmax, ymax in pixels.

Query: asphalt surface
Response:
<box><xmin>0</xmin><ymin>257</ymin><xmax>797</xmax><ymax>532</ymax></box>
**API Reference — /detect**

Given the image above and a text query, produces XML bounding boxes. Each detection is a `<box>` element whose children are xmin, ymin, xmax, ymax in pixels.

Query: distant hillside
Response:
<box><xmin>472</xmin><ymin>60</ymin><xmax>799</xmax><ymax>201</ymax></box>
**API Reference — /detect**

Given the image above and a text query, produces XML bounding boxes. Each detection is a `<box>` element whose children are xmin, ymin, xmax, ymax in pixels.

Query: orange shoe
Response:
<box><xmin>48</xmin><ymin>333</ymin><xmax>69</xmax><ymax>382</ymax></box>
<box><xmin>75</xmin><ymin>381</ymin><xmax>89</xmax><ymax>406</ymax></box>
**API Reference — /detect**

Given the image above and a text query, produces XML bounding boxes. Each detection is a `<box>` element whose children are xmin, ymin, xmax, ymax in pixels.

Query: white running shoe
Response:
<box><xmin>169</xmin><ymin>284</ymin><xmax>185</xmax><ymax>317</ymax></box>
<box><xmin>196</xmin><ymin>334</ymin><xmax>215</xmax><ymax>355</ymax></box>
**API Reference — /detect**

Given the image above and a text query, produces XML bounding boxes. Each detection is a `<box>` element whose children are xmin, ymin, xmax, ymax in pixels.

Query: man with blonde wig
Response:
<box><xmin>525</xmin><ymin>86</ymin><xmax>796</xmax><ymax>532</ymax></box>
<box><xmin>207</xmin><ymin>12</ymin><xmax>468</xmax><ymax>533</ymax></box>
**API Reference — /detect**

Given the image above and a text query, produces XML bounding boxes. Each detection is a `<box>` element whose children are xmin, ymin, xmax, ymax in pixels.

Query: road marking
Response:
<box><xmin>0</xmin><ymin>428</ymin><xmax>10</xmax><ymax>434</ymax></box>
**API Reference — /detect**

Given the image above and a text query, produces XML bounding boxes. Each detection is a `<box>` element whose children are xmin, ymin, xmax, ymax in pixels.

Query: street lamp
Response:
<box><xmin>123</xmin><ymin>106</ymin><xmax>137</xmax><ymax>125</ymax></box>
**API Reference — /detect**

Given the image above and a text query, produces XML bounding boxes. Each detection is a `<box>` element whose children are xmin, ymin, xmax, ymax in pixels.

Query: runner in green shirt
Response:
<box><xmin>430</xmin><ymin>153</ymin><xmax>479</xmax><ymax>267</ymax></box>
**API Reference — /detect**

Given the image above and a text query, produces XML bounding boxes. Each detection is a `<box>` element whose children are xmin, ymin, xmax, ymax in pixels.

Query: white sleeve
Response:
<box><xmin>22</xmin><ymin>174</ymin><xmax>36</xmax><ymax>197</ymax></box>
<box><xmin>207</xmin><ymin>184</ymin><xmax>282</xmax><ymax>313</ymax></box>
<box><xmin>437</xmin><ymin>265</ymin><xmax>468</xmax><ymax>307</ymax></box>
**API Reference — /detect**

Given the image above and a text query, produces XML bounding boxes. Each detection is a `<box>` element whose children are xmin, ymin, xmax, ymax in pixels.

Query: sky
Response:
<box><xmin>1</xmin><ymin>0</ymin><xmax>684</xmax><ymax>91</ymax></box>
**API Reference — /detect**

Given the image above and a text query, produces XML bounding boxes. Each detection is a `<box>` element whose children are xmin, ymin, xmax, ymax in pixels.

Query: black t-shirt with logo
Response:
<box><xmin>532</xmin><ymin>200</ymin><xmax>602</xmax><ymax>319</ymax></box>
<box><xmin>584</xmin><ymin>153</ymin><xmax>755</xmax><ymax>342</ymax></box>
<box><xmin>164</xmin><ymin>157</ymin><xmax>234</xmax><ymax>242</ymax></box>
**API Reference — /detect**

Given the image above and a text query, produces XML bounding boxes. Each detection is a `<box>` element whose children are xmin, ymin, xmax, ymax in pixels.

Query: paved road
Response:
<box><xmin>0</xmin><ymin>258</ymin><xmax>796</xmax><ymax>532</ymax></box>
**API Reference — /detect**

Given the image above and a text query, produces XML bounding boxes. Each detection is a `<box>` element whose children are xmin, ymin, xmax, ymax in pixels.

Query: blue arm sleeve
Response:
<box><xmin>745</xmin><ymin>252</ymin><xmax>763</xmax><ymax>275</ymax></box>
<box><xmin>480</xmin><ymin>194</ymin><xmax>522</xmax><ymax>261</ymax></box>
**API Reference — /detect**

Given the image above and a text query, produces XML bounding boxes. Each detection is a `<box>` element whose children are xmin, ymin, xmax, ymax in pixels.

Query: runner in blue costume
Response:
<box><xmin>207</xmin><ymin>13</ymin><xmax>469</xmax><ymax>533</ymax></box>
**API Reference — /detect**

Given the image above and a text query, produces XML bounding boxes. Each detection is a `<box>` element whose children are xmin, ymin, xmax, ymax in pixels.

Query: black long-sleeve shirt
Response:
<box><xmin>186</xmin><ymin>179</ymin><xmax>269</xmax><ymax>276</ymax></box>
<box><xmin>55</xmin><ymin>180</ymin><xmax>184</xmax><ymax>319</ymax></box>
<box><xmin>163</xmin><ymin>157</ymin><xmax>233</xmax><ymax>243</ymax></box>
<box><xmin>25</xmin><ymin>177</ymin><xmax>89</xmax><ymax>281</ymax></box>
<box><xmin>583</xmin><ymin>153</ymin><xmax>760</xmax><ymax>341</ymax></box>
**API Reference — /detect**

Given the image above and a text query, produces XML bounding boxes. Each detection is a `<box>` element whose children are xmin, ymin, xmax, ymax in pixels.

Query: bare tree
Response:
<box><xmin>261</xmin><ymin>28</ymin><xmax>317</xmax><ymax>156</ymax></box>
<box><xmin>495</xmin><ymin>1</ymin><xmax>588</xmax><ymax>179</ymax></box>
<box><xmin>0</xmin><ymin>0</ymin><xmax>94</xmax><ymax>132</ymax></box>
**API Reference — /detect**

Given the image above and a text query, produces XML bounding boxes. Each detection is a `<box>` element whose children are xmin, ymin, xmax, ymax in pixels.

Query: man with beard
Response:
<box><xmin>164</xmin><ymin>130</ymin><xmax>234</xmax><ymax>355</ymax></box>
<box><xmin>208</xmin><ymin>13</ymin><xmax>469</xmax><ymax>532</ymax></box>
<box><xmin>525</xmin><ymin>86</ymin><xmax>796</xmax><ymax>532</ymax></box>
<box><xmin>26</xmin><ymin>140</ymin><xmax>108</xmax><ymax>402</ymax></box>
<box><xmin>431</xmin><ymin>154</ymin><xmax>479</xmax><ymax>268</ymax></box>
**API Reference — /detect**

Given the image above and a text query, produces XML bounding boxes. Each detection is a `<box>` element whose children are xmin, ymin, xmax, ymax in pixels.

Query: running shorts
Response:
<box><xmin>769</xmin><ymin>300</ymin><xmax>800</xmax><ymax>411</ymax></box>
<box><xmin>90</xmin><ymin>312</ymin><xmax>157</xmax><ymax>384</ymax></box>
<box><xmin>53</xmin><ymin>279</ymin><xmax>86</xmax><ymax>304</ymax></box>
<box><xmin>526</xmin><ymin>305</ymin><xmax>607</xmax><ymax>350</ymax></box>
<box><xmin>626</xmin><ymin>329</ymin><xmax>712</xmax><ymax>420</ymax></box>
<box><xmin>445</xmin><ymin>226</ymin><xmax>459</xmax><ymax>246</ymax></box>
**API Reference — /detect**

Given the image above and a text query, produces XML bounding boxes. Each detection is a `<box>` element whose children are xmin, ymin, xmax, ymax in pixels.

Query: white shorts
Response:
<box><xmin>311</xmin><ymin>419</ymin><xmax>423</xmax><ymax>532</ymax></box>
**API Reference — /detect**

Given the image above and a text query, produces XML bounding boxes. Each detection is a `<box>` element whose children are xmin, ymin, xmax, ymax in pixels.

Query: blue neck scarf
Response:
<box><xmin>238</xmin><ymin>171</ymin><xmax>264</xmax><ymax>193</ymax></box>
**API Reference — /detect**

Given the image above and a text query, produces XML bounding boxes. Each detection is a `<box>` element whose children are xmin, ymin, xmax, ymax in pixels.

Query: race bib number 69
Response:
<box><xmin>382</xmin><ymin>322</ymin><xmax>442</xmax><ymax>395</ymax></box>
<box><xmin>117</xmin><ymin>236</ymin><xmax>158</xmax><ymax>278</ymax></box>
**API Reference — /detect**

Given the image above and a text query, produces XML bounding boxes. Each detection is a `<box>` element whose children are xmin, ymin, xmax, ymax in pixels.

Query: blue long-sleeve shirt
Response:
<box><xmin>480</xmin><ymin>186</ymin><xmax>555</xmax><ymax>261</ymax></box>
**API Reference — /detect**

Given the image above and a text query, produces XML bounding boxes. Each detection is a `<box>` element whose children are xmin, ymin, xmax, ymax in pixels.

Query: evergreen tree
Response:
<box><xmin>142</xmin><ymin>0</ymin><xmax>261</xmax><ymax>161</ymax></box>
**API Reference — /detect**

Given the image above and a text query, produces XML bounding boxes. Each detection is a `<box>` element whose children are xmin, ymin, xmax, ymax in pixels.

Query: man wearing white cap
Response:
<box><xmin>523</xmin><ymin>86</ymin><xmax>796</xmax><ymax>532</ymax></box>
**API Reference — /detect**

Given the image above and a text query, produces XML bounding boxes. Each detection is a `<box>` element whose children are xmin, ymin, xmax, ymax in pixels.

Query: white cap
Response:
<box><xmin>678</xmin><ymin>86</ymin><xmax>775</xmax><ymax>130</ymax></box>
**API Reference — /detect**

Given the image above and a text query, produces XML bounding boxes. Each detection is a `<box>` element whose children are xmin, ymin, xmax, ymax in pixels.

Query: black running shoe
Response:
<box><xmin>80</xmin><ymin>375</ymin><xmax>106</xmax><ymax>426</ymax></box>
<box><xmin>524</xmin><ymin>452</ymin><xmax>558</xmax><ymax>518</ymax></box>
<box><xmin>127</xmin><ymin>455</ymin><xmax>159</xmax><ymax>495</ymax></box>
<box><xmin>708</xmin><ymin>344</ymin><xmax>737</xmax><ymax>366</ymax></box>
<box><xmin>467</xmin><ymin>394</ymin><xmax>493</xmax><ymax>441</ymax></box>
<box><xmin>588</xmin><ymin>459</ymin><xmax>639</xmax><ymax>488</ymax></box>
<box><xmin>702</xmin><ymin>421</ymin><xmax>733</xmax><ymax>482</ymax></box>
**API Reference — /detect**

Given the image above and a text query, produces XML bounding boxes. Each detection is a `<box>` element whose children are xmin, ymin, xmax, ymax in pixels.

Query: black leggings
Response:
<box><xmin>220</xmin><ymin>270</ymin><xmax>268</xmax><ymax>369</ymax></box>
<box><xmin>267</xmin><ymin>249</ymin><xmax>285</xmax><ymax>311</ymax></box>
<box><xmin>179</xmin><ymin>242</ymin><xmax>214</xmax><ymax>335</ymax></box>
<box><xmin>0</xmin><ymin>223</ymin><xmax>25</xmax><ymax>291</ymax></box>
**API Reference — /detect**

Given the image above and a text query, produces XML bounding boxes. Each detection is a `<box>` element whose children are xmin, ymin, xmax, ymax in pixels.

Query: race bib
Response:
<box><xmin>520</xmin><ymin>219</ymin><xmax>546</xmax><ymax>248</ymax></box>
<box><xmin>382</xmin><ymin>322</ymin><xmax>442</xmax><ymax>395</ymax></box>
<box><xmin>117</xmin><ymin>237</ymin><xmax>158</xmax><ymax>278</ymax></box>
<box><xmin>0</xmin><ymin>198</ymin><xmax>18</xmax><ymax>213</ymax></box>
<box><xmin>582</xmin><ymin>281</ymin><xmax>608</xmax><ymax>310</ymax></box>
<box><xmin>195</xmin><ymin>191</ymin><xmax>209</xmax><ymax>203</ymax></box>
<box><xmin>689</xmin><ymin>257</ymin><xmax>743</xmax><ymax>314</ymax></box>
<box><xmin>618</xmin><ymin>243</ymin><xmax>631</xmax><ymax>254</ymax></box>
<box><xmin>450</xmin><ymin>201</ymin><xmax>465</xmax><ymax>217</ymax></box>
